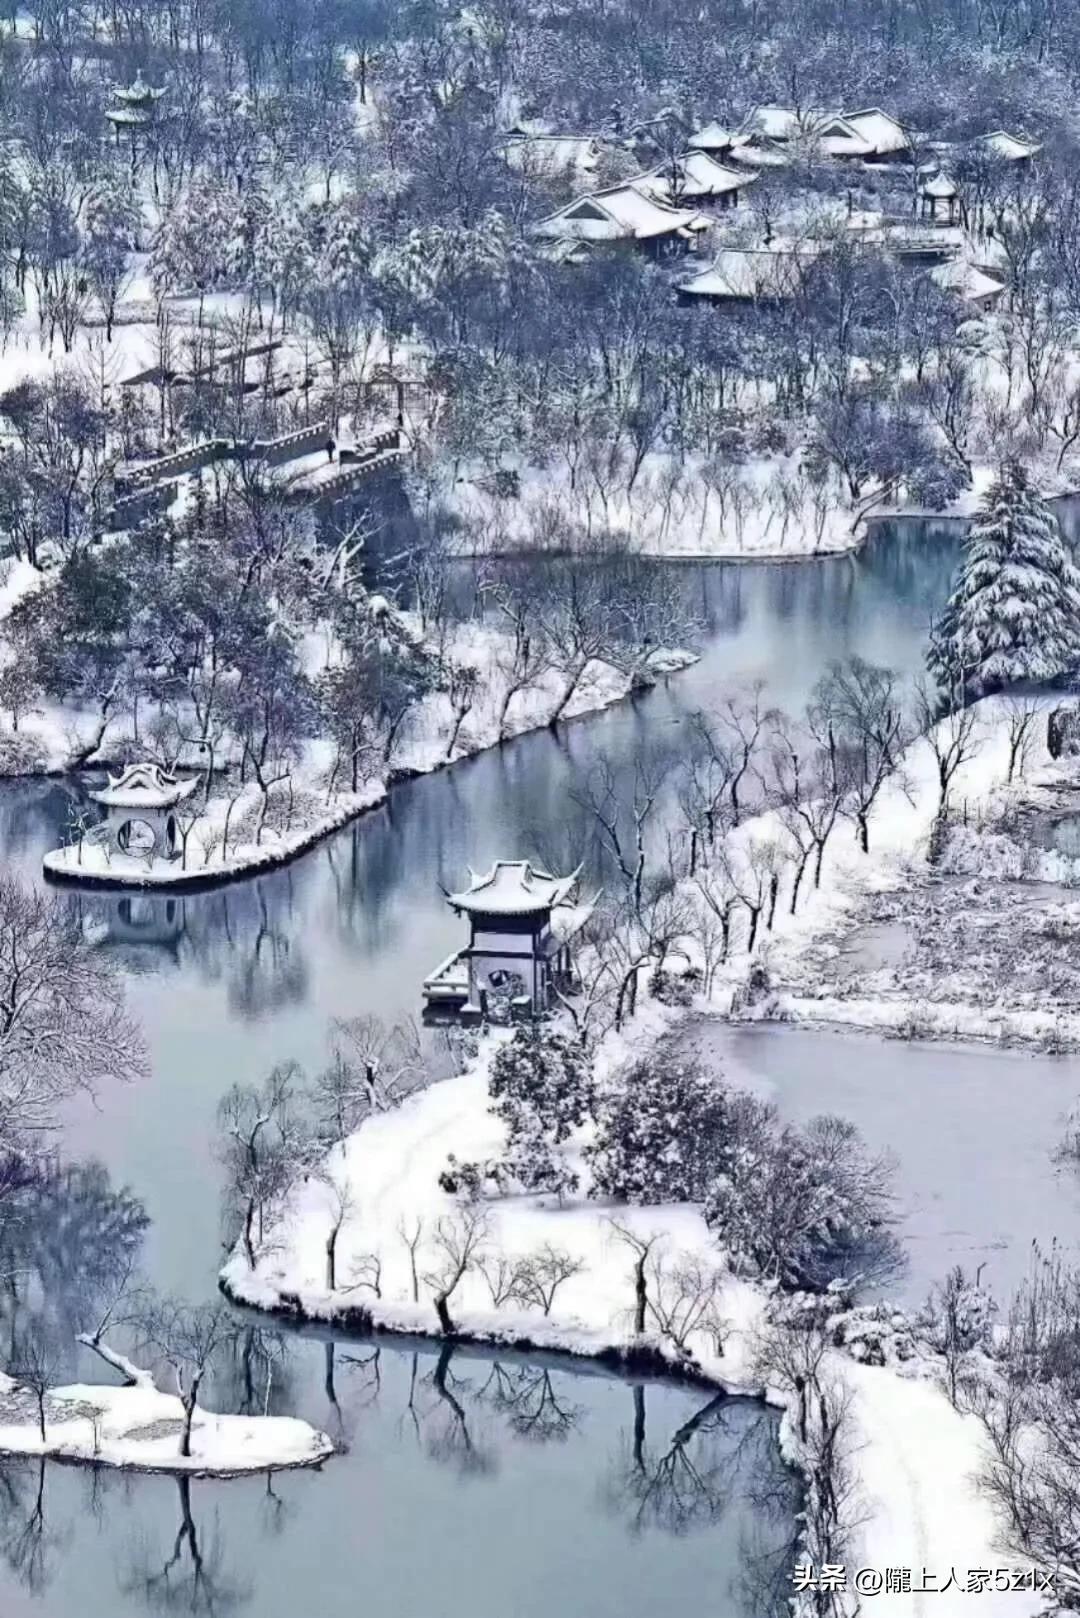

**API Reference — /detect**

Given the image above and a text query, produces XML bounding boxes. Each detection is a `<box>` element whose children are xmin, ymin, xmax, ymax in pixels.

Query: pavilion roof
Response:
<box><xmin>533</xmin><ymin>183</ymin><xmax>709</xmax><ymax>241</ymax></box>
<box><xmin>980</xmin><ymin>130</ymin><xmax>1042</xmax><ymax>162</ymax></box>
<box><xmin>89</xmin><ymin>762</ymin><xmax>200</xmax><ymax>809</ymax></box>
<box><xmin>633</xmin><ymin>150</ymin><xmax>754</xmax><ymax>202</ymax></box>
<box><xmin>447</xmin><ymin>860</ymin><xmax>581</xmax><ymax>916</ymax></box>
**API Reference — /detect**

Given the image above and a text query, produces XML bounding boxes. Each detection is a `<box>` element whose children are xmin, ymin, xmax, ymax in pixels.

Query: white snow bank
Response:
<box><xmin>222</xmin><ymin>1016</ymin><xmax>1035</xmax><ymax>1616</ymax></box>
<box><xmin>42</xmin><ymin>624</ymin><xmax>696</xmax><ymax>888</ymax></box>
<box><xmin>0</xmin><ymin>1370</ymin><xmax>332</xmax><ymax>1475</ymax></box>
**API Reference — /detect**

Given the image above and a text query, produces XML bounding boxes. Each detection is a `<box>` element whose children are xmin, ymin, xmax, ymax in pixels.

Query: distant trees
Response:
<box><xmin>0</xmin><ymin>876</ymin><xmax>146</xmax><ymax>1187</ymax></box>
<box><xmin>929</xmin><ymin>463</ymin><xmax>1080</xmax><ymax>701</ymax></box>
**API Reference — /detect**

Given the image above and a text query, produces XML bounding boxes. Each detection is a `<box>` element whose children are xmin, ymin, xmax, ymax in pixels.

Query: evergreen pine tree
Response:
<box><xmin>928</xmin><ymin>462</ymin><xmax>1080</xmax><ymax>699</ymax></box>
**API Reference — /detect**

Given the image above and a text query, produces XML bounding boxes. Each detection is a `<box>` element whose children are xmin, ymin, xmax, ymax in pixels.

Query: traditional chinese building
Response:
<box><xmin>105</xmin><ymin>74</ymin><xmax>167</xmax><ymax>144</ymax></box>
<box><xmin>423</xmin><ymin>860</ymin><xmax>596</xmax><ymax>1017</ymax></box>
<box><xmin>89</xmin><ymin>762</ymin><xmax>200</xmax><ymax>861</ymax></box>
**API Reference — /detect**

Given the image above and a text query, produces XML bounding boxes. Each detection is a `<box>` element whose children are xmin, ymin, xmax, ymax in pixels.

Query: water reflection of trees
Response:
<box><xmin>0</xmin><ymin>1457</ymin><xmax>71</xmax><ymax>1594</ymax></box>
<box><xmin>602</xmin><ymin>1382</ymin><xmax>800</xmax><ymax>1618</ymax></box>
<box><xmin>0</xmin><ymin>1160</ymin><xmax>149</xmax><ymax>1378</ymax></box>
<box><xmin>120</xmin><ymin>1475</ymin><xmax>251</xmax><ymax>1617</ymax></box>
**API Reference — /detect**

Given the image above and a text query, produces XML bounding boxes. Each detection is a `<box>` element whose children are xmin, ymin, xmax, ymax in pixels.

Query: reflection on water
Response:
<box><xmin>0</xmin><ymin>1338</ymin><xmax>795</xmax><ymax>1618</ymax></box>
<box><xmin>0</xmin><ymin>535</ymin><xmax>973</xmax><ymax>1297</ymax></box>
<box><xmin>0</xmin><ymin>529</ymin><xmax>1025</xmax><ymax>1615</ymax></box>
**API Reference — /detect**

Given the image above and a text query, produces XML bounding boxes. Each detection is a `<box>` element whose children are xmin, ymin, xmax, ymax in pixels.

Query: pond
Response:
<box><xmin>694</xmin><ymin>1023</ymin><xmax>1080</xmax><ymax>1306</ymax></box>
<box><xmin>0</xmin><ymin>513</ymin><xmax>1071</xmax><ymax>1615</ymax></box>
<box><xmin>0</xmin><ymin>1340</ymin><xmax>794</xmax><ymax>1618</ymax></box>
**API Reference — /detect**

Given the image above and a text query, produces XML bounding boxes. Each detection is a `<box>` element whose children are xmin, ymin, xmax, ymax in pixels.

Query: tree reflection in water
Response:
<box><xmin>0</xmin><ymin>1335</ymin><xmax>796</xmax><ymax>1617</ymax></box>
<box><xmin>120</xmin><ymin>1475</ymin><xmax>251</xmax><ymax>1616</ymax></box>
<box><xmin>603</xmin><ymin>1381</ymin><xmax>801</xmax><ymax>1617</ymax></box>
<box><xmin>0</xmin><ymin>1456</ymin><xmax>71</xmax><ymax>1594</ymax></box>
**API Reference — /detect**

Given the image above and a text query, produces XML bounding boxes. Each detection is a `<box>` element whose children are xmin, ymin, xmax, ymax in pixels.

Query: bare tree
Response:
<box><xmin>814</xmin><ymin>658</ymin><xmax>910</xmax><ymax>853</ymax></box>
<box><xmin>0</xmin><ymin>877</ymin><xmax>147</xmax><ymax>1179</ymax></box>
<box><xmin>217</xmin><ymin>1063</ymin><xmax>310</xmax><ymax>1267</ymax></box>
<box><xmin>608</xmin><ymin>1221</ymin><xmax>664</xmax><ymax>1336</ymax></box>
<box><xmin>7</xmin><ymin>1330</ymin><xmax>61</xmax><ymax>1444</ymax></box>
<box><xmin>914</xmin><ymin>679</ymin><xmax>983</xmax><ymax>820</ymax></box>
<box><xmin>516</xmin><ymin>1245</ymin><xmax>585</xmax><ymax>1316</ymax></box>
<box><xmin>1003</xmin><ymin>694</ymin><xmax>1041</xmax><ymax>783</ymax></box>
<box><xmin>140</xmin><ymin>1298</ymin><xmax>238</xmax><ymax>1459</ymax></box>
<box><xmin>426</xmin><ymin>1209</ymin><xmax>489</xmax><ymax>1334</ymax></box>
<box><xmin>645</xmin><ymin>1250</ymin><xmax>729</xmax><ymax>1357</ymax></box>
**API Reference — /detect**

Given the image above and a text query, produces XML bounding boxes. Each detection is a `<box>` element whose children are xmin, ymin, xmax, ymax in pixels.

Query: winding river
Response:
<box><xmin>1</xmin><ymin>512</ymin><xmax>1077</xmax><ymax>1617</ymax></box>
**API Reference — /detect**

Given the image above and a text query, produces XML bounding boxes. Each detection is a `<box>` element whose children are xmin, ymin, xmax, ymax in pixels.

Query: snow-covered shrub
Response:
<box><xmin>439</xmin><ymin>1025</ymin><xmax>590</xmax><ymax>1201</ymax></box>
<box><xmin>705</xmin><ymin>1108</ymin><xmax>901</xmax><ymax>1293</ymax></box>
<box><xmin>585</xmin><ymin>1051</ymin><xmax>733</xmax><ymax>1205</ymax></box>
<box><xmin>917</xmin><ymin>1264</ymin><xmax>996</xmax><ymax>1407</ymax></box>
<box><xmin>647</xmin><ymin>963</ymin><xmax>702</xmax><ymax>1006</ymax></box>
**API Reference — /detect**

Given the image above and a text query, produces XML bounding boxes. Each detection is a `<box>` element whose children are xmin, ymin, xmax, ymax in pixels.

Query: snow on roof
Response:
<box><xmin>687</xmin><ymin>121</ymin><xmax>739</xmax><ymax>152</ymax></box>
<box><xmin>106</xmin><ymin>107</ymin><xmax>153</xmax><ymax>125</ymax></box>
<box><xmin>843</xmin><ymin>107</ymin><xmax>910</xmax><ymax>154</ymax></box>
<box><xmin>813</xmin><ymin>116</ymin><xmax>874</xmax><ymax>158</ymax></box>
<box><xmin>725</xmin><ymin>137</ymin><xmax>790</xmax><ymax>168</ymax></box>
<box><xmin>89</xmin><ymin>763</ymin><xmax>201</xmax><ymax>810</ymax></box>
<box><xmin>533</xmin><ymin>184</ymin><xmax>708</xmax><ymax>241</ymax></box>
<box><xmin>633</xmin><ymin>150</ymin><xmax>754</xmax><ymax>202</ymax></box>
<box><xmin>447</xmin><ymin>860</ymin><xmax>581</xmax><ymax>916</ymax></box>
<box><xmin>502</xmin><ymin>133</ymin><xmax>599</xmax><ymax>174</ymax></box>
<box><xmin>112</xmin><ymin>74</ymin><xmax>166</xmax><ymax>104</ymax></box>
<box><xmin>980</xmin><ymin>129</ymin><xmax>1042</xmax><ymax>161</ymax></box>
<box><xmin>740</xmin><ymin>104</ymin><xmax>802</xmax><ymax>140</ymax></box>
<box><xmin>680</xmin><ymin>246</ymin><xmax>818</xmax><ymax>301</ymax></box>
<box><xmin>930</xmin><ymin>259</ymin><xmax>1005</xmax><ymax>305</ymax></box>
<box><xmin>921</xmin><ymin>171</ymin><xmax>958</xmax><ymax>198</ymax></box>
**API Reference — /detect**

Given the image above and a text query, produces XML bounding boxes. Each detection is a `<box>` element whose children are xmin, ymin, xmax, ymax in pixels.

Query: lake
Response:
<box><xmin>0</xmin><ymin>512</ymin><xmax>1073</xmax><ymax>1617</ymax></box>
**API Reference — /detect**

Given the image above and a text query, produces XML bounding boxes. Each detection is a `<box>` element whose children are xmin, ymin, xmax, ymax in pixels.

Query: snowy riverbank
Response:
<box><xmin>0</xmin><ymin>1366</ymin><xmax>332</xmax><ymax>1476</ymax></box>
<box><xmin>41</xmin><ymin>632</ymin><xmax>697</xmax><ymax>890</ymax></box>
<box><xmin>221</xmin><ymin>1015</ymin><xmax>1036</xmax><ymax>1617</ymax></box>
<box><xmin>722</xmin><ymin>693</ymin><xmax>1080</xmax><ymax>1051</ymax></box>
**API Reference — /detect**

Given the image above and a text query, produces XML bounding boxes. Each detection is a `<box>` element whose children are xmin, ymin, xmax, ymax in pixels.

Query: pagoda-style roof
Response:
<box><xmin>920</xmin><ymin>171</ymin><xmax>958</xmax><ymax>199</ymax></box>
<box><xmin>447</xmin><ymin>860</ymin><xmax>581</xmax><ymax>917</ymax></box>
<box><xmin>112</xmin><ymin>73</ymin><xmax>167</xmax><ymax>105</ymax></box>
<box><xmin>89</xmin><ymin>762</ymin><xmax>200</xmax><ymax>810</ymax></box>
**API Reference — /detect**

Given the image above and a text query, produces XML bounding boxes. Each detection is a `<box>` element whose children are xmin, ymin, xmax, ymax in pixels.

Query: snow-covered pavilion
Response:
<box><xmin>89</xmin><ymin>763</ymin><xmax>200</xmax><ymax>861</ymax></box>
<box><xmin>919</xmin><ymin>171</ymin><xmax>959</xmax><ymax>222</ymax></box>
<box><xmin>423</xmin><ymin>860</ymin><xmax>596</xmax><ymax>1017</ymax></box>
<box><xmin>105</xmin><ymin>74</ymin><xmax>167</xmax><ymax>141</ymax></box>
<box><xmin>532</xmin><ymin>184</ymin><xmax>709</xmax><ymax>256</ymax></box>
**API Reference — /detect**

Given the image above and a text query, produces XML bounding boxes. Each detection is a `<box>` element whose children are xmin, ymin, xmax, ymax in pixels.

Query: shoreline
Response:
<box><xmin>40</xmin><ymin>653</ymin><xmax>697</xmax><ymax>893</ymax></box>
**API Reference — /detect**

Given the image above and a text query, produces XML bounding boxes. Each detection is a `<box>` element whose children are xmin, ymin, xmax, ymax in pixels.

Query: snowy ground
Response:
<box><xmin>222</xmin><ymin>1015</ymin><xmax>1039</xmax><ymax>1618</ymax></box>
<box><xmin>726</xmin><ymin>694</ymin><xmax>1080</xmax><ymax>1050</ymax></box>
<box><xmin>0</xmin><ymin>1367</ymin><xmax>332</xmax><ymax>1476</ymax></box>
<box><xmin>427</xmin><ymin>445</ymin><xmax>1062</xmax><ymax>564</ymax></box>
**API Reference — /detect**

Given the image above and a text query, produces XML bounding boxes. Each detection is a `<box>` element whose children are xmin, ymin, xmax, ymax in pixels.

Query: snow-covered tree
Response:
<box><xmin>928</xmin><ymin>462</ymin><xmax>1080</xmax><ymax>699</ymax></box>
<box><xmin>705</xmin><ymin>1109</ymin><xmax>900</xmax><ymax>1292</ymax></box>
<box><xmin>440</xmin><ymin>1024</ymin><xmax>590</xmax><ymax>1200</ymax></box>
<box><xmin>586</xmin><ymin>1052</ymin><xmax>732</xmax><ymax>1205</ymax></box>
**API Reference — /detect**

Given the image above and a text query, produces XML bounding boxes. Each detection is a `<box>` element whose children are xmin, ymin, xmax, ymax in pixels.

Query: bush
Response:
<box><xmin>586</xmin><ymin>1051</ymin><xmax>733</xmax><ymax>1205</ymax></box>
<box><xmin>705</xmin><ymin>1108</ymin><xmax>901</xmax><ymax>1293</ymax></box>
<box><xmin>440</xmin><ymin>1025</ymin><xmax>590</xmax><ymax>1201</ymax></box>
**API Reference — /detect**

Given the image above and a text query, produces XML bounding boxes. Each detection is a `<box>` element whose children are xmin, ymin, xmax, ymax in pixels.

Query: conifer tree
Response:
<box><xmin>928</xmin><ymin>462</ymin><xmax>1080</xmax><ymax>700</ymax></box>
